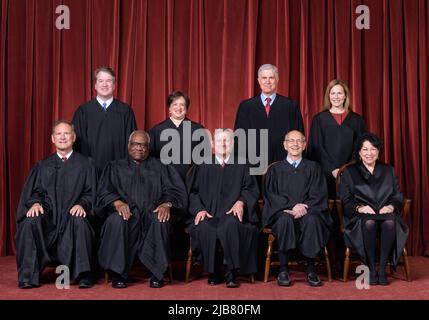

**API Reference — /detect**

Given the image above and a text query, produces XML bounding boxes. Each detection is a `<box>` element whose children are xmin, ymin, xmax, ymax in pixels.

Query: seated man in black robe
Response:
<box><xmin>186</xmin><ymin>129</ymin><xmax>260</xmax><ymax>288</ymax></box>
<box><xmin>97</xmin><ymin>130</ymin><xmax>187</xmax><ymax>288</ymax></box>
<box><xmin>15</xmin><ymin>121</ymin><xmax>97</xmax><ymax>289</ymax></box>
<box><xmin>262</xmin><ymin>130</ymin><xmax>332</xmax><ymax>287</ymax></box>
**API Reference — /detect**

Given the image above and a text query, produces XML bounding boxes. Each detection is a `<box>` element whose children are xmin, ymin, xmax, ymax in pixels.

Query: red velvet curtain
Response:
<box><xmin>0</xmin><ymin>0</ymin><xmax>428</xmax><ymax>256</ymax></box>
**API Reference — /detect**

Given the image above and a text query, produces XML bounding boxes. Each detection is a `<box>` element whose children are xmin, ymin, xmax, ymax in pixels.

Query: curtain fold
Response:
<box><xmin>0</xmin><ymin>0</ymin><xmax>428</xmax><ymax>256</ymax></box>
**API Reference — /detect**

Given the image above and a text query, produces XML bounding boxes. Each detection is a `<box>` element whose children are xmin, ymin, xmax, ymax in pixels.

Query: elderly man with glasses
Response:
<box><xmin>262</xmin><ymin>130</ymin><xmax>332</xmax><ymax>287</ymax></box>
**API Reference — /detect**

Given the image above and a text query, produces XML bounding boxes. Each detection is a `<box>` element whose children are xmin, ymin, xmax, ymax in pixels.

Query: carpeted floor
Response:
<box><xmin>1</xmin><ymin>256</ymin><xmax>428</xmax><ymax>300</ymax></box>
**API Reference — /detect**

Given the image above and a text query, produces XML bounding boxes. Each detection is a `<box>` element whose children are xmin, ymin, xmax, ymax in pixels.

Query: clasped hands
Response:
<box><xmin>284</xmin><ymin>203</ymin><xmax>308</xmax><ymax>219</ymax></box>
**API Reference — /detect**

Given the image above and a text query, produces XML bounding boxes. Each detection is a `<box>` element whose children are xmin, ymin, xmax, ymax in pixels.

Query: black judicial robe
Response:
<box><xmin>72</xmin><ymin>99</ymin><xmax>137</xmax><ymax>173</ymax></box>
<box><xmin>96</xmin><ymin>156</ymin><xmax>187</xmax><ymax>280</ymax></box>
<box><xmin>338</xmin><ymin>162</ymin><xmax>408</xmax><ymax>267</ymax></box>
<box><xmin>262</xmin><ymin>159</ymin><xmax>332</xmax><ymax>258</ymax></box>
<box><xmin>234</xmin><ymin>94</ymin><xmax>304</xmax><ymax>165</ymax></box>
<box><xmin>149</xmin><ymin>118</ymin><xmax>207</xmax><ymax>181</ymax></box>
<box><xmin>15</xmin><ymin>152</ymin><xmax>97</xmax><ymax>285</ymax></box>
<box><xmin>186</xmin><ymin>157</ymin><xmax>260</xmax><ymax>274</ymax></box>
<box><xmin>308</xmin><ymin>110</ymin><xmax>366</xmax><ymax>197</ymax></box>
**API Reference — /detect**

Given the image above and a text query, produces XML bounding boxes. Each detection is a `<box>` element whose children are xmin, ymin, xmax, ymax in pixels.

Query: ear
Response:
<box><xmin>51</xmin><ymin>135</ymin><xmax>55</xmax><ymax>144</ymax></box>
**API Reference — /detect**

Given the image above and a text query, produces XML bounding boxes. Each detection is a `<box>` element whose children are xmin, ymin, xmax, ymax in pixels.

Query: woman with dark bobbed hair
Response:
<box><xmin>149</xmin><ymin>90</ymin><xmax>207</xmax><ymax>181</ymax></box>
<box><xmin>338</xmin><ymin>132</ymin><xmax>409</xmax><ymax>285</ymax></box>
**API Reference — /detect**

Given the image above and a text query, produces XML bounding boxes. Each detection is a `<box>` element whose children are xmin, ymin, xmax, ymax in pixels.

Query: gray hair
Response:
<box><xmin>128</xmin><ymin>130</ymin><xmax>150</xmax><ymax>144</ymax></box>
<box><xmin>257</xmin><ymin>64</ymin><xmax>279</xmax><ymax>79</ymax></box>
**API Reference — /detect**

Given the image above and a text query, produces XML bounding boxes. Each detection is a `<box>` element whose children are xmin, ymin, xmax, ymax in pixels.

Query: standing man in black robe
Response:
<box><xmin>72</xmin><ymin>66</ymin><xmax>137</xmax><ymax>175</ymax></box>
<box><xmin>262</xmin><ymin>130</ymin><xmax>332</xmax><ymax>287</ymax></box>
<box><xmin>97</xmin><ymin>130</ymin><xmax>187</xmax><ymax>289</ymax></box>
<box><xmin>15</xmin><ymin>121</ymin><xmax>97</xmax><ymax>289</ymax></box>
<box><xmin>187</xmin><ymin>129</ymin><xmax>260</xmax><ymax>288</ymax></box>
<box><xmin>234</xmin><ymin>64</ymin><xmax>304</xmax><ymax>166</ymax></box>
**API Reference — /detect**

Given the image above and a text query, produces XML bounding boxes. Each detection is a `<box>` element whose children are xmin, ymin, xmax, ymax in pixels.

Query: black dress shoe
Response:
<box><xmin>208</xmin><ymin>273</ymin><xmax>224</xmax><ymax>285</ymax></box>
<box><xmin>369</xmin><ymin>272</ymin><xmax>378</xmax><ymax>285</ymax></box>
<box><xmin>150</xmin><ymin>277</ymin><xmax>164</xmax><ymax>288</ymax></box>
<box><xmin>112</xmin><ymin>280</ymin><xmax>127</xmax><ymax>289</ymax></box>
<box><xmin>306</xmin><ymin>272</ymin><xmax>322</xmax><ymax>287</ymax></box>
<box><xmin>78</xmin><ymin>278</ymin><xmax>94</xmax><ymax>289</ymax></box>
<box><xmin>277</xmin><ymin>271</ymin><xmax>291</xmax><ymax>287</ymax></box>
<box><xmin>225</xmin><ymin>271</ymin><xmax>239</xmax><ymax>288</ymax></box>
<box><xmin>377</xmin><ymin>273</ymin><xmax>389</xmax><ymax>286</ymax></box>
<box><xmin>18</xmin><ymin>282</ymin><xmax>33</xmax><ymax>289</ymax></box>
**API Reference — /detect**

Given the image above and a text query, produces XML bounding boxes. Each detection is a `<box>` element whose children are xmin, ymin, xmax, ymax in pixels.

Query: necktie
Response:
<box><xmin>102</xmin><ymin>102</ymin><xmax>107</xmax><ymax>112</ymax></box>
<box><xmin>292</xmin><ymin>161</ymin><xmax>297</xmax><ymax>168</ymax></box>
<box><xmin>221</xmin><ymin>160</ymin><xmax>225</xmax><ymax>168</ymax></box>
<box><xmin>61</xmin><ymin>157</ymin><xmax>67</xmax><ymax>163</ymax></box>
<box><xmin>265</xmin><ymin>97</ymin><xmax>271</xmax><ymax>116</ymax></box>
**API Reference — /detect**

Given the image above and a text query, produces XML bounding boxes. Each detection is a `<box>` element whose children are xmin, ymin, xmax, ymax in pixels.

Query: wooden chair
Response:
<box><xmin>336</xmin><ymin>163</ymin><xmax>412</xmax><ymax>282</ymax></box>
<box><xmin>262</xmin><ymin>199</ymin><xmax>334</xmax><ymax>283</ymax></box>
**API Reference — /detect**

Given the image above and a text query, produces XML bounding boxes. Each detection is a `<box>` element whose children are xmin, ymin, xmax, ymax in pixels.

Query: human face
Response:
<box><xmin>94</xmin><ymin>71</ymin><xmax>116</xmax><ymax>100</ymax></box>
<box><xmin>128</xmin><ymin>133</ymin><xmax>150</xmax><ymax>162</ymax></box>
<box><xmin>329</xmin><ymin>84</ymin><xmax>346</xmax><ymax>109</ymax></box>
<box><xmin>359</xmin><ymin>141</ymin><xmax>379</xmax><ymax>167</ymax></box>
<box><xmin>214</xmin><ymin>131</ymin><xmax>234</xmax><ymax>158</ymax></box>
<box><xmin>169</xmin><ymin>96</ymin><xmax>187</xmax><ymax>121</ymax></box>
<box><xmin>283</xmin><ymin>131</ymin><xmax>306</xmax><ymax>160</ymax></box>
<box><xmin>51</xmin><ymin>123</ymin><xmax>76</xmax><ymax>153</ymax></box>
<box><xmin>258</xmin><ymin>69</ymin><xmax>278</xmax><ymax>96</ymax></box>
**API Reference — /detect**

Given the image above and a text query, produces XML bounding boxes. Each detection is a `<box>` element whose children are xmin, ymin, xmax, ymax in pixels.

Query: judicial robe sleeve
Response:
<box><xmin>16</xmin><ymin>163</ymin><xmax>45</xmax><ymax>223</ymax></box>
<box><xmin>233</xmin><ymin>102</ymin><xmax>249</xmax><ymax>131</ymax></box>
<box><xmin>387</xmin><ymin>167</ymin><xmax>404</xmax><ymax>212</ymax></box>
<box><xmin>159</xmin><ymin>164</ymin><xmax>188</xmax><ymax>210</ymax></box>
<box><xmin>75</xmin><ymin>160</ymin><xmax>97</xmax><ymax>215</ymax></box>
<box><xmin>292</xmin><ymin>100</ymin><xmax>305</xmax><ymax>134</ymax></box>
<box><xmin>337</xmin><ymin>169</ymin><xmax>359</xmax><ymax>220</ymax></box>
<box><xmin>95</xmin><ymin>163</ymin><xmax>138</xmax><ymax>217</ymax></box>
<box><xmin>72</xmin><ymin>107</ymin><xmax>89</xmax><ymax>156</ymax></box>
<box><xmin>186</xmin><ymin>165</ymin><xmax>207</xmax><ymax>216</ymax></box>
<box><xmin>304</xmin><ymin>163</ymin><xmax>329</xmax><ymax>213</ymax></box>
<box><xmin>237</xmin><ymin>167</ymin><xmax>260</xmax><ymax>224</ymax></box>
<box><xmin>262</xmin><ymin>165</ymin><xmax>298</xmax><ymax>227</ymax></box>
<box><xmin>308</xmin><ymin>116</ymin><xmax>336</xmax><ymax>173</ymax></box>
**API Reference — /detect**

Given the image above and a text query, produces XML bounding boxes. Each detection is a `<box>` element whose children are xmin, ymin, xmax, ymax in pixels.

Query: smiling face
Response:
<box><xmin>283</xmin><ymin>130</ymin><xmax>306</xmax><ymax>160</ymax></box>
<box><xmin>51</xmin><ymin>123</ymin><xmax>76</xmax><ymax>153</ymax></box>
<box><xmin>169</xmin><ymin>96</ymin><xmax>187</xmax><ymax>121</ymax></box>
<box><xmin>329</xmin><ymin>84</ymin><xmax>346</xmax><ymax>109</ymax></box>
<box><xmin>94</xmin><ymin>71</ymin><xmax>116</xmax><ymax>100</ymax></box>
<box><xmin>359</xmin><ymin>140</ymin><xmax>379</xmax><ymax>167</ymax></box>
<box><xmin>128</xmin><ymin>132</ymin><xmax>150</xmax><ymax>163</ymax></box>
<box><xmin>258</xmin><ymin>69</ymin><xmax>279</xmax><ymax>96</ymax></box>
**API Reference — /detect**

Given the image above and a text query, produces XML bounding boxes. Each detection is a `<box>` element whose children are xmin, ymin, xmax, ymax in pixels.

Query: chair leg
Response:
<box><xmin>105</xmin><ymin>271</ymin><xmax>109</xmax><ymax>284</ymax></box>
<box><xmin>403</xmin><ymin>248</ymin><xmax>411</xmax><ymax>282</ymax></box>
<box><xmin>343</xmin><ymin>247</ymin><xmax>350</xmax><ymax>282</ymax></box>
<box><xmin>250</xmin><ymin>274</ymin><xmax>254</xmax><ymax>283</ymax></box>
<box><xmin>264</xmin><ymin>234</ymin><xmax>274</xmax><ymax>283</ymax></box>
<box><xmin>324</xmin><ymin>246</ymin><xmax>332</xmax><ymax>282</ymax></box>
<box><xmin>185</xmin><ymin>246</ymin><xmax>192</xmax><ymax>283</ymax></box>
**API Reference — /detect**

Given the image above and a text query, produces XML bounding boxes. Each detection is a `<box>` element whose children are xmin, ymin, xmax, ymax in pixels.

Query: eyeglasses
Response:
<box><xmin>130</xmin><ymin>142</ymin><xmax>148</xmax><ymax>149</ymax></box>
<box><xmin>285</xmin><ymin>139</ymin><xmax>305</xmax><ymax>144</ymax></box>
